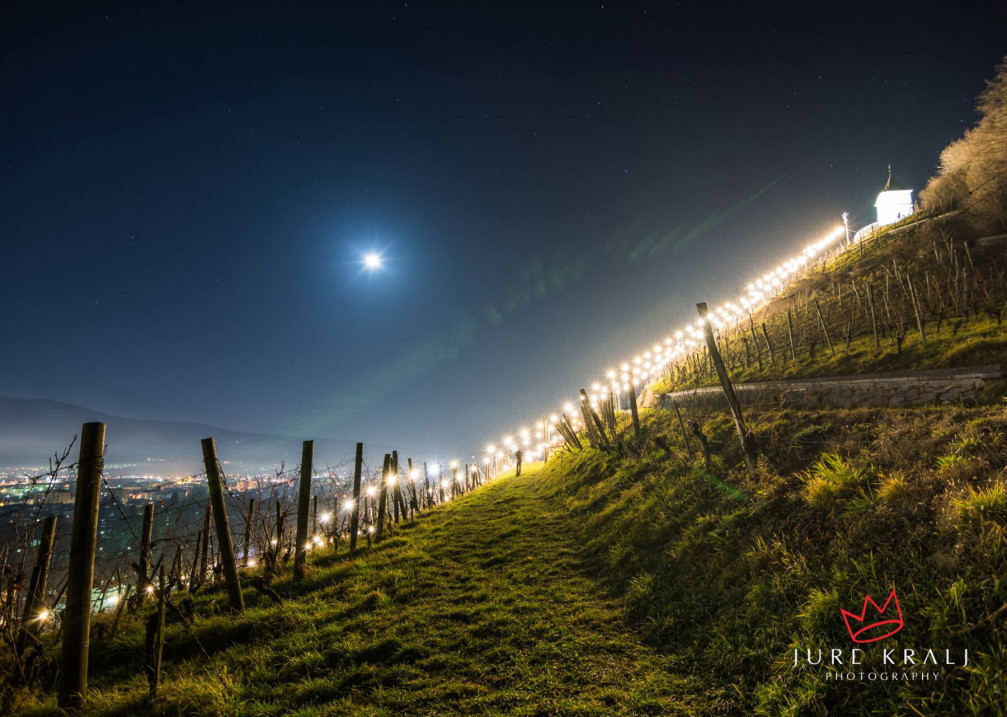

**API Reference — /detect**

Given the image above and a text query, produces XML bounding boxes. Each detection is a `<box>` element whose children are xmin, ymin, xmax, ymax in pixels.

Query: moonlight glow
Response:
<box><xmin>363</xmin><ymin>252</ymin><xmax>383</xmax><ymax>270</ymax></box>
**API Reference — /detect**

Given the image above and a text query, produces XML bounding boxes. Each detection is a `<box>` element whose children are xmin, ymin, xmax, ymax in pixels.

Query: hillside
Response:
<box><xmin>646</xmin><ymin>212</ymin><xmax>1007</xmax><ymax>397</ymax></box>
<box><xmin>644</xmin><ymin>55</ymin><xmax>1007</xmax><ymax>400</ymax></box>
<box><xmin>7</xmin><ymin>56</ymin><xmax>1007</xmax><ymax>717</ymax></box>
<box><xmin>7</xmin><ymin>216</ymin><xmax>1007</xmax><ymax>717</ymax></box>
<box><xmin>6</xmin><ymin>215</ymin><xmax>1007</xmax><ymax>714</ymax></box>
<box><xmin>10</xmin><ymin>464</ymin><xmax>698</xmax><ymax>716</ymax></box>
<box><xmin>8</xmin><ymin>395</ymin><xmax>1007</xmax><ymax>715</ymax></box>
<box><xmin>536</xmin><ymin>404</ymin><xmax>1007</xmax><ymax>715</ymax></box>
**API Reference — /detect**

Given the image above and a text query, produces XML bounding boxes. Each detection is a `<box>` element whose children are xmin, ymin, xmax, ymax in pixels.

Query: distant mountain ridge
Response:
<box><xmin>0</xmin><ymin>397</ymin><xmax>357</xmax><ymax>475</ymax></box>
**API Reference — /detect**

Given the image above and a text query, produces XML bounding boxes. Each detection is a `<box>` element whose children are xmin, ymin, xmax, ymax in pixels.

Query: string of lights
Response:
<box><xmin>481</xmin><ymin>223</ymin><xmax>848</xmax><ymax>463</ymax></box>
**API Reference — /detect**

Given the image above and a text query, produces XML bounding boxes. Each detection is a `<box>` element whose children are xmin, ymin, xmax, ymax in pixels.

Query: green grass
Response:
<box><xmin>800</xmin><ymin>453</ymin><xmax>872</xmax><ymax>510</ymax></box>
<box><xmin>954</xmin><ymin>480</ymin><xmax>1007</xmax><ymax>525</ymax></box>
<box><xmin>8</xmin><ymin>414</ymin><xmax>1007</xmax><ymax>716</ymax></box>
<box><xmin>649</xmin><ymin>314</ymin><xmax>1007</xmax><ymax>395</ymax></box>
<box><xmin>9</xmin><ymin>465</ymin><xmax>697</xmax><ymax>716</ymax></box>
<box><xmin>530</xmin><ymin>404</ymin><xmax>1007</xmax><ymax>715</ymax></box>
<box><xmin>648</xmin><ymin>213</ymin><xmax>1007</xmax><ymax>396</ymax></box>
<box><xmin>9</xmin><ymin>213</ymin><xmax>1007</xmax><ymax>716</ymax></box>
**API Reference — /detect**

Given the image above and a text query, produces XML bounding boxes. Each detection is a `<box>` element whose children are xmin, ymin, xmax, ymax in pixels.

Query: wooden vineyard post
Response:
<box><xmin>155</xmin><ymin>564</ymin><xmax>165</xmax><ymax>692</ymax></box>
<box><xmin>376</xmin><ymin>454</ymin><xmax>390</xmax><ymax>542</ymax></box>
<box><xmin>243</xmin><ymin>498</ymin><xmax>255</xmax><ymax>566</ymax></box>
<box><xmin>395</xmin><ymin>455</ymin><xmax>408</xmax><ymax>518</ymax></box>
<box><xmin>188</xmin><ymin>516</ymin><xmax>203</xmax><ymax>591</ymax></box>
<box><xmin>867</xmin><ymin>283</ymin><xmax>880</xmax><ymax>350</ymax></box>
<box><xmin>786</xmin><ymin>308</ymin><xmax>797</xmax><ymax>361</ymax></box>
<box><xmin>690</xmin><ymin>421</ymin><xmax>713</xmax><ymax>471</ymax></box>
<box><xmin>349</xmin><ymin>443</ymin><xmax>363</xmax><ymax>553</ymax></box>
<box><xmin>672</xmin><ymin>399</ymin><xmax>694</xmax><ymax>462</ymax></box>
<box><xmin>541</xmin><ymin>415</ymin><xmax>549</xmax><ymax>463</ymax></box>
<box><xmin>579</xmin><ymin>389</ymin><xmax>611</xmax><ymax>445</ymax></box>
<box><xmin>201</xmin><ymin>437</ymin><xmax>244</xmax><ymax>612</ymax></box>
<box><xmin>390</xmin><ymin>452</ymin><xmax>399</xmax><ymax>520</ymax></box>
<box><xmin>557</xmin><ymin>412</ymin><xmax>583</xmax><ymax>451</ymax></box>
<box><xmin>397</xmin><ymin>483</ymin><xmax>408</xmax><ymax>518</ymax></box>
<box><xmin>273</xmin><ymin>501</ymin><xmax>284</xmax><ymax>570</ymax></box>
<box><xmin>145</xmin><ymin>564</ymin><xmax>166</xmax><ymax>700</ymax></box>
<box><xmin>400</xmin><ymin>454</ymin><xmax>409</xmax><ymax>515</ymax></box>
<box><xmin>626</xmin><ymin>384</ymin><xmax>641</xmax><ymax>441</ymax></box>
<box><xmin>748</xmin><ymin>315</ymin><xmax>763</xmax><ymax>369</ymax></box>
<box><xmin>170</xmin><ymin>545</ymin><xmax>182</xmax><ymax>587</ymax></box>
<box><xmin>438</xmin><ymin>464</ymin><xmax>445</xmax><ymax>504</ymax></box>
<box><xmin>451</xmin><ymin>463</ymin><xmax>459</xmax><ymax>499</ymax></box>
<box><xmin>197</xmin><ymin>504</ymin><xmax>210</xmax><ymax>589</ymax></box>
<box><xmin>18</xmin><ymin>514</ymin><xmax>56</xmax><ymax>655</ymax></box>
<box><xmin>697</xmin><ymin>303</ymin><xmax>756</xmax><ymax>472</ymax></box>
<box><xmin>907</xmin><ymin>274</ymin><xmax>927</xmax><ymax>347</ymax></box>
<box><xmin>294</xmin><ymin>440</ymin><xmax>313</xmax><ymax>582</ymax></box>
<box><xmin>391</xmin><ymin>451</ymin><xmax>401</xmax><ymax>523</ymax></box>
<box><xmin>59</xmin><ymin>421</ymin><xmax>105</xmax><ymax>709</ymax></box>
<box><xmin>408</xmin><ymin>458</ymin><xmax>418</xmax><ymax>519</ymax></box>
<box><xmin>138</xmin><ymin>503</ymin><xmax>154</xmax><ymax>602</ymax></box>
<box><xmin>761</xmin><ymin>322</ymin><xmax>775</xmax><ymax>366</ymax></box>
<box><xmin>335</xmin><ymin>497</ymin><xmax>342</xmax><ymax>546</ymax></box>
<box><xmin>813</xmin><ymin>300</ymin><xmax>835</xmax><ymax>356</ymax></box>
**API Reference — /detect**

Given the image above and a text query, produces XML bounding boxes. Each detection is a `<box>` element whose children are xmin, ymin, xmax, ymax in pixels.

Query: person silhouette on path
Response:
<box><xmin>515</xmin><ymin>449</ymin><xmax>524</xmax><ymax>476</ymax></box>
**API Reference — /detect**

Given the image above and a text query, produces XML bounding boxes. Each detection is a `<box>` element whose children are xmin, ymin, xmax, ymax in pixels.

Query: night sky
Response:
<box><xmin>3</xmin><ymin>2</ymin><xmax>1005</xmax><ymax>459</ymax></box>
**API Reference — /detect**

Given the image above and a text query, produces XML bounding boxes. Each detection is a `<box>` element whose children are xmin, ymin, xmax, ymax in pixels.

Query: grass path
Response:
<box><xmin>37</xmin><ymin>466</ymin><xmax>695</xmax><ymax>716</ymax></box>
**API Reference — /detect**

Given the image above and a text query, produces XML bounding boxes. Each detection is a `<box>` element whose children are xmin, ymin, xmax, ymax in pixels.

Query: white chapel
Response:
<box><xmin>874</xmin><ymin>165</ymin><xmax>914</xmax><ymax>226</ymax></box>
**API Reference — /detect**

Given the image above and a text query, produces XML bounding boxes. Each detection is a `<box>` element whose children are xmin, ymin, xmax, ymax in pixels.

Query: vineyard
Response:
<box><xmin>2</xmin><ymin>203</ymin><xmax>1005</xmax><ymax>714</ymax></box>
<box><xmin>0</xmin><ymin>431</ymin><xmax>493</xmax><ymax>713</ymax></box>
<box><xmin>648</xmin><ymin>211</ymin><xmax>1007</xmax><ymax>396</ymax></box>
<box><xmin>3</xmin><ymin>61</ymin><xmax>1007</xmax><ymax>711</ymax></box>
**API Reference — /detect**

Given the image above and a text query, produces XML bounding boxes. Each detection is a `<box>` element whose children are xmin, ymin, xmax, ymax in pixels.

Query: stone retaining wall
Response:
<box><xmin>639</xmin><ymin>365</ymin><xmax>1003</xmax><ymax>412</ymax></box>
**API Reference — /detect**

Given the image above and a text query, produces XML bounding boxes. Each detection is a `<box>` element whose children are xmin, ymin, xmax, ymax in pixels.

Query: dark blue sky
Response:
<box><xmin>2</xmin><ymin>1</ymin><xmax>1004</xmax><ymax>457</ymax></box>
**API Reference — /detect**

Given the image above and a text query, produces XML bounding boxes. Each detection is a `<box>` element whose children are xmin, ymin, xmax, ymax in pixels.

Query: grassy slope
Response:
<box><xmin>536</xmin><ymin>403</ymin><xmax>1007</xmax><ymax>716</ymax></box>
<box><xmin>14</xmin><ymin>413</ymin><xmax>1007</xmax><ymax>717</ymax></box>
<box><xmin>18</xmin><ymin>401</ymin><xmax>1007</xmax><ymax>716</ymax></box>
<box><xmin>15</xmin><ymin>465</ymin><xmax>697</xmax><ymax>716</ymax></box>
<box><xmin>649</xmin><ymin>213</ymin><xmax>1007</xmax><ymax>395</ymax></box>
<box><xmin>11</xmin><ymin>218</ymin><xmax>1007</xmax><ymax>717</ymax></box>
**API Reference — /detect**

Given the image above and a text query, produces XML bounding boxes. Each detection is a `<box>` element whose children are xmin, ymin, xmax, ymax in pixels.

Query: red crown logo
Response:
<box><xmin>840</xmin><ymin>588</ymin><xmax>903</xmax><ymax>643</ymax></box>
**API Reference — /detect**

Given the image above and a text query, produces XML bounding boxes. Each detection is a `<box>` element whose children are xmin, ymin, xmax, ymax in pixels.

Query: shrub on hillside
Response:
<box><xmin>953</xmin><ymin>479</ymin><xmax>1007</xmax><ymax>526</ymax></box>
<box><xmin>921</xmin><ymin>56</ymin><xmax>1007</xmax><ymax>230</ymax></box>
<box><xmin>800</xmin><ymin>453</ymin><xmax>872</xmax><ymax>510</ymax></box>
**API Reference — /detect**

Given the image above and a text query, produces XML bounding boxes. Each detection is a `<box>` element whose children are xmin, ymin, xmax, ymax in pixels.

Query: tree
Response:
<box><xmin>921</xmin><ymin>56</ymin><xmax>1007</xmax><ymax>231</ymax></box>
